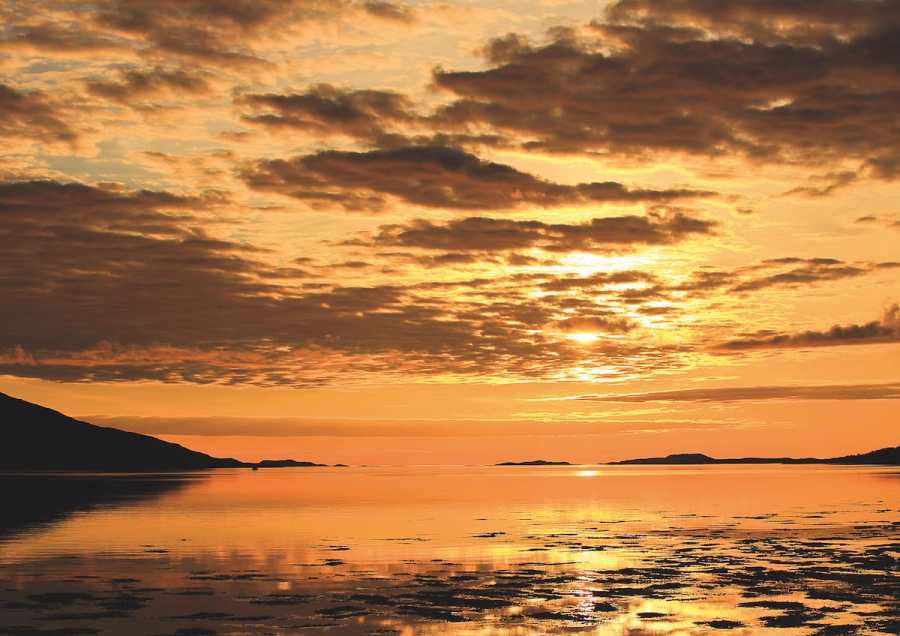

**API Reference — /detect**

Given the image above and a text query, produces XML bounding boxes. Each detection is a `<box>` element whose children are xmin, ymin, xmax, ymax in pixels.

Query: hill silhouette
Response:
<box><xmin>609</xmin><ymin>446</ymin><xmax>900</xmax><ymax>465</ymax></box>
<box><xmin>1</xmin><ymin>392</ymin><xmax>244</xmax><ymax>471</ymax></box>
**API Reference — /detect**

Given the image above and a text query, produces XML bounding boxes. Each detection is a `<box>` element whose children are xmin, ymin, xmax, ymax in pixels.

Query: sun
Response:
<box><xmin>566</xmin><ymin>332</ymin><xmax>600</xmax><ymax>344</ymax></box>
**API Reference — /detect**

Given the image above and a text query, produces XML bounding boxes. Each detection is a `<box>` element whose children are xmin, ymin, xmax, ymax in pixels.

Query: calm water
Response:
<box><xmin>1</xmin><ymin>465</ymin><xmax>898</xmax><ymax>634</ymax></box>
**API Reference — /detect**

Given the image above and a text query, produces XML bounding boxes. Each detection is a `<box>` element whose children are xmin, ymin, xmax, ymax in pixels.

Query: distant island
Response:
<box><xmin>255</xmin><ymin>459</ymin><xmax>328</xmax><ymax>468</ymax></box>
<box><xmin>496</xmin><ymin>460</ymin><xmax>572</xmax><ymax>466</ymax></box>
<box><xmin>0</xmin><ymin>392</ymin><xmax>337</xmax><ymax>471</ymax></box>
<box><xmin>608</xmin><ymin>447</ymin><xmax>900</xmax><ymax>466</ymax></box>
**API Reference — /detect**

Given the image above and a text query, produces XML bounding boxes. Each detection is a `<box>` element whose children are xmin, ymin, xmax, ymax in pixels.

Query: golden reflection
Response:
<box><xmin>1</xmin><ymin>466</ymin><xmax>897</xmax><ymax>634</ymax></box>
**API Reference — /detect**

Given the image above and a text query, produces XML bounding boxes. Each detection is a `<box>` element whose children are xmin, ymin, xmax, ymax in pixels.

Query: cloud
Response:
<box><xmin>783</xmin><ymin>170</ymin><xmax>860</xmax><ymax>197</ymax></box>
<box><xmin>560</xmin><ymin>257</ymin><xmax>897</xmax><ymax>302</ymax></box>
<box><xmin>0</xmin><ymin>22</ymin><xmax>128</xmax><ymax>53</ymax></box>
<box><xmin>719</xmin><ymin>304</ymin><xmax>900</xmax><ymax>350</ymax></box>
<box><xmin>731</xmin><ymin>258</ymin><xmax>897</xmax><ymax>293</ymax></box>
<box><xmin>238</xmin><ymin>84</ymin><xmax>415</xmax><ymax>143</ymax></box>
<box><xmin>237</xmin><ymin>84</ymin><xmax>510</xmax><ymax>150</ymax></box>
<box><xmin>855</xmin><ymin>214</ymin><xmax>900</xmax><ymax>229</ymax></box>
<box><xmin>242</xmin><ymin>145</ymin><xmax>710</xmax><ymax>211</ymax></box>
<box><xmin>540</xmin><ymin>271</ymin><xmax>657</xmax><ymax>291</ymax></box>
<box><xmin>0</xmin><ymin>179</ymin><xmax>688</xmax><ymax>385</ymax></box>
<box><xmin>1</xmin><ymin>0</ymin><xmax>895</xmax><ymax>392</ymax></box>
<box><xmin>86</xmin><ymin>67</ymin><xmax>212</xmax><ymax>103</ymax></box>
<box><xmin>575</xmin><ymin>382</ymin><xmax>900</xmax><ymax>402</ymax></box>
<box><xmin>0</xmin><ymin>180</ymin><xmax>274</xmax><ymax>356</ymax></box>
<box><xmin>82</xmin><ymin>414</ymin><xmax>740</xmax><ymax>437</ymax></box>
<box><xmin>556</xmin><ymin>315</ymin><xmax>634</xmax><ymax>335</ymax></box>
<box><xmin>363</xmin><ymin>1</ymin><xmax>414</xmax><ymax>23</ymax></box>
<box><xmin>368</xmin><ymin>212</ymin><xmax>716</xmax><ymax>252</ymax></box>
<box><xmin>2</xmin><ymin>0</ymin><xmax>414</xmax><ymax>68</ymax></box>
<box><xmin>0</xmin><ymin>83</ymin><xmax>77</xmax><ymax>145</ymax></box>
<box><xmin>426</xmin><ymin>0</ymin><xmax>900</xmax><ymax>175</ymax></box>
<box><xmin>605</xmin><ymin>0</ymin><xmax>900</xmax><ymax>40</ymax></box>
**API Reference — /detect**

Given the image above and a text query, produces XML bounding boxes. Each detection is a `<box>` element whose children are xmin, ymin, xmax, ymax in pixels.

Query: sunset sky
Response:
<box><xmin>1</xmin><ymin>0</ymin><xmax>898</xmax><ymax>464</ymax></box>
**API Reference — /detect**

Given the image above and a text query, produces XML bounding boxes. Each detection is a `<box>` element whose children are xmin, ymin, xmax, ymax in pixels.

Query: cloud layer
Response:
<box><xmin>577</xmin><ymin>382</ymin><xmax>900</xmax><ymax>403</ymax></box>
<box><xmin>0</xmin><ymin>0</ymin><xmax>897</xmax><ymax>395</ymax></box>
<box><xmin>369</xmin><ymin>212</ymin><xmax>716</xmax><ymax>252</ymax></box>
<box><xmin>242</xmin><ymin>145</ymin><xmax>708</xmax><ymax>212</ymax></box>
<box><xmin>720</xmin><ymin>304</ymin><xmax>900</xmax><ymax>350</ymax></box>
<box><xmin>429</xmin><ymin>0</ymin><xmax>900</xmax><ymax>176</ymax></box>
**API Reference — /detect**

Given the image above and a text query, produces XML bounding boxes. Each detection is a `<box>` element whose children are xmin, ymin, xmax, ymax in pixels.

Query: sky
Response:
<box><xmin>1</xmin><ymin>0</ymin><xmax>898</xmax><ymax>464</ymax></box>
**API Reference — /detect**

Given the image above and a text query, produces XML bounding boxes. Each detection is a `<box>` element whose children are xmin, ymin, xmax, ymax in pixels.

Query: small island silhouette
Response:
<box><xmin>607</xmin><ymin>448</ymin><xmax>900</xmax><ymax>465</ymax></box>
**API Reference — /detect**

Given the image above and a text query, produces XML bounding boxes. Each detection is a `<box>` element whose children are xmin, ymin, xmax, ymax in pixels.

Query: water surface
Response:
<box><xmin>1</xmin><ymin>465</ymin><xmax>898</xmax><ymax>634</ymax></box>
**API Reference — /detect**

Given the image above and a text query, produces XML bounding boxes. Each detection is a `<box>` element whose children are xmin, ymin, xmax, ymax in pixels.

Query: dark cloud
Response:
<box><xmin>238</xmin><ymin>84</ymin><xmax>415</xmax><ymax>143</ymax></box>
<box><xmin>0</xmin><ymin>22</ymin><xmax>127</xmax><ymax>53</ymax></box>
<box><xmin>368</xmin><ymin>212</ymin><xmax>715</xmax><ymax>252</ymax></box>
<box><xmin>0</xmin><ymin>179</ymin><xmax>679</xmax><ymax>385</ymax></box>
<box><xmin>0</xmin><ymin>180</ymin><xmax>271</xmax><ymax>355</ymax></box>
<box><xmin>427</xmin><ymin>0</ymin><xmax>900</xmax><ymax>174</ymax></box>
<box><xmin>331</xmin><ymin>260</ymin><xmax>372</xmax><ymax>269</ymax></box>
<box><xmin>565</xmin><ymin>257</ymin><xmax>900</xmax><ymax>304</ymax></box>
<box><xmin>411</xmin><ymin>252</ymin><xmax>495</xmax><ymax>268</ymax></box>
<box><xmin>563</xmin><ymin>258</ymin><xmax>898</xmax><ymax>302</ymax></box>
<box><xmin>783</xmin><ymin>170</ymin><xmax>860</xmax><ymax>197</ymax></box>
<box><xmin>576</xmin><ymin>382</ymin><xmax>900</xmax><ymax>402</ymax></box>
<box><xmin>91</xmin><ymin>0</ymin><xmax>279</xmax><ymax>67</ymax></box>
<box><xmin>556</xmin><ymin>315</ymin><xmax>634</xmax><ymax>334</ymax></box>
<box><xmin>242</xmin><ymin>145</ymin><xmax>710</xmax><ymax>212</ymax></box>
<box><xmin>0</xmin><ymin>180</ymin><xmax>206</xmax><ymax>225</ymax></box>
<box><xmin>2</xmin><ymin>0</ymin><xmax>413</xmax><ymax>67</ymax></box>
<box><xmin>237</xmin><ymin>84</ymin><xmax>509</xmax><ymax>150</ymax></box>
<box><xmin>0</xmin><ymin>83</ymin><xmax>76</xmax><ymax>145</ymax></box>
<box><xmin>670</xmin><ymin>269</ymin><xmax>734</xmax><ymax>293</ymax></box>
<box><xmin>606</xmin><ymin>0</ymin><xmax>900</xmax><ymax>41</ymax></box>
<box><xmin>720</xmin><ymin>304</ymin><xmax>900</xmax><ymax>350</ymax></box>
<box><xmin>363</xmin><ymin>1</ymin><xmax>414</xmax><ymax>23</ymax></box>
<box><xmin>86</xmin><ymin>67</ymin><xmax>212</xmax><ymax>103</ymax></box>
<box><xmin>854</xmin><ymin>213</ymin><xmax>900</xmax><ymax>229</ymax></box>
<box><xmin>867</xmin><ymin>151</ymin><xmax>900</xmax><ymax>179</ymax></box>
<box><xmin>731</xmin><ymin>258</ymin><xmax>896</xmax><ymax>292</ymax></box>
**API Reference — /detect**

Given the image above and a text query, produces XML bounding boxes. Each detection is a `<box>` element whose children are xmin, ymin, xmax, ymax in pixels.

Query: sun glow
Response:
<box><xmin>567</xmin><ymin>332</ymin><xmax>600</xmax><ymax>344</ymax></box>
<box><xmin>557</xmin><ymin>252</ymin><xmax>659</xmax><ymax>276</ymax></box>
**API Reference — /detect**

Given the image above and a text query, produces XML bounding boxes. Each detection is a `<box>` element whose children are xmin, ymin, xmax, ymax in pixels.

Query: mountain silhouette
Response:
<box><xmin>608</xmin><ymin>447</ymin><xmax>900</xmax><ymax>465</ymax></box>
<box><xmin>1</xmin><ymin>392</ymin><xmax>244</xmax><ymax>471</ymax></box>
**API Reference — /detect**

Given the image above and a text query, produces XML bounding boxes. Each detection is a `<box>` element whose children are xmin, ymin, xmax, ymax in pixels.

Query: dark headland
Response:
<box><xmin>0</xmin><ymin>392</ymin><xmax>331</xmax><ymax>471</ymax></box>
<box><xmin>608</xmin><ymin>447</ymin><xmax>900</xmax><ymax>465</ymax></box>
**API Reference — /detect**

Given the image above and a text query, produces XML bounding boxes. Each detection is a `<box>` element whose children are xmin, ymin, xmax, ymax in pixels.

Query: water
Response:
<box><xmin>1</xmin><ymin>465</ymin><xmax>898</xmax><ymax>634</ymax></box>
